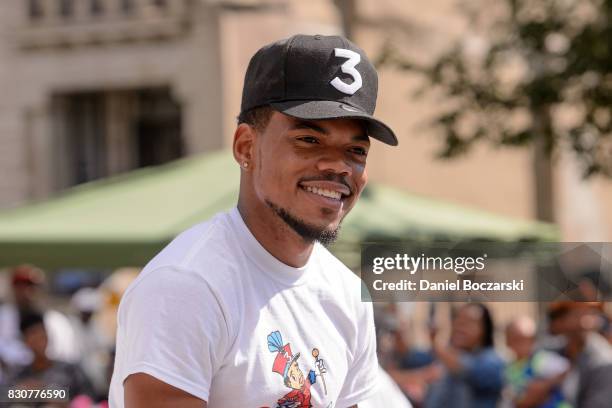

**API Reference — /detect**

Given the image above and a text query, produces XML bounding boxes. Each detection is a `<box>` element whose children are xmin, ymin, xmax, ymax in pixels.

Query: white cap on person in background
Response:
<box><xmin>71</xmin><ymin>287</ymin><xmax>102</xmax><ymax>313</ymax></box>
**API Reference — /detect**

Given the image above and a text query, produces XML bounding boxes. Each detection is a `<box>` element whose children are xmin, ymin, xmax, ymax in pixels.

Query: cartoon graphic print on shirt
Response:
<box><xmin>266</xmin><ymin>330</ymin><xmax>332</xmax><ymax>408</ymax></box>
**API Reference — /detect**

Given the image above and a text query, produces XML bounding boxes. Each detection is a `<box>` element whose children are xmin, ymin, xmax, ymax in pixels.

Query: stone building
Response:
<box><xmin>0</xmin><ymin>0</ymin><xmax>223</xmax><ymax>201</ymax></box>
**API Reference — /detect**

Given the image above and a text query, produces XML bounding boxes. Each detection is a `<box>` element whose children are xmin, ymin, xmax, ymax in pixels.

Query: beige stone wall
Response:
<box><xmin>0</xmin><ymin>3</ymin><xmax>30</xmax><ymax>207</ymax></box>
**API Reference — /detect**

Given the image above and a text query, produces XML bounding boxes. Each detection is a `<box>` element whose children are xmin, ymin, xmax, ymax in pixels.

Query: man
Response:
<box><xmin>267</xmin><ymin>330</ymin><xmax>318</xmax><ymax>407</ymax></box>
<box><xmin>109</xmin><ymin>34</ymin><xmax>398</xmax><ymax>407</ymax></box>
<box><xmin>70</xmin><ymin>287</ymin><xmax>113</xmax><ymax>398</ymax></box>
<box><xmin>503</xmin><ymin>316</ymin><xmax>570</xmax><ymax>408</ymax></box>
<box><xmin>7</xmin><ymin>311</ymin><xmax>94</xmax><ymax>406</ymax></box>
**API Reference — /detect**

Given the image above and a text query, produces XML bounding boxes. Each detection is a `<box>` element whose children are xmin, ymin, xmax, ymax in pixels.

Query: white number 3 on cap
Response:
<box><xmin>330</xmin><ymin>48</ymin><xmax>363</xmax><ymax>95</ymax></box>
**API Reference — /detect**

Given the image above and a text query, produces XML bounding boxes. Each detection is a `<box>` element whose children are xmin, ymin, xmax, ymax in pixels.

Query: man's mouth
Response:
<box><xmin>298</xmin><ymin>181</ymin><xmax>351</xmax><ymax>202</ymax></box>
<box><xmin>302</xmin><ymin>186</ymin><xmax>342</xmax><ymax>200</ymax></box>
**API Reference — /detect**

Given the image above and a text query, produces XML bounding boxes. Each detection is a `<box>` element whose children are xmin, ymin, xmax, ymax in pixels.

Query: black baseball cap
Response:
<box><xmin>240</xmin><ymin>34</ymin><xmax>398</xmax><ymax>146</ymax></box>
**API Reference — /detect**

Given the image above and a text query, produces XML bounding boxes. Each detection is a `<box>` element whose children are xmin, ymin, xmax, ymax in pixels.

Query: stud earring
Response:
<box><xmin>242</xmin><ymin>161</ymin><xmax>249</xmax><ymax>169</ymax></box>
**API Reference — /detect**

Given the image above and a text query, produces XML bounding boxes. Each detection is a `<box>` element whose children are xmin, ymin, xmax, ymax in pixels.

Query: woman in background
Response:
<box><xmin>424</xmin><ymin>303</ymin><xmax>504</xmax><ymax>408</ymax></box>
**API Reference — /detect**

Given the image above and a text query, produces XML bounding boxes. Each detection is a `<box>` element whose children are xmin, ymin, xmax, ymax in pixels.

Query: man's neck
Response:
<box><xmin>237</xmin><ymin>202</ymin><xmax>314</xmax><ymax>268</ymax></box>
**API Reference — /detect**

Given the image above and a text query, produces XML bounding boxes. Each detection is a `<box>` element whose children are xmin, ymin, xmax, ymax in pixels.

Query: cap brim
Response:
<box><xmin>270</xmin><ymin>100</ymin><xmax>398</xmax><ymax>146</ymax></box>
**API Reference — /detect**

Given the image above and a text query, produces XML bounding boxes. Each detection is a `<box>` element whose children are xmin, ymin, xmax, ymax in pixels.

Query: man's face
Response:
<box><xmin>252</xmin><ymin>111</ymin><xmax>369</xmax><ymax>244</ymax></box>
<box><xmin>505</xmin><ymin>329</ymin><xmax>534</xmax><ymax>360</ymax></box>
<box><xmin>286</xmin><ymin>361</ymin><xmax>305</xmax><ymax>389</ymax></box>
<box><xmin>552</xmin><ymin>307</ymin><xmax>600</xmax><ymax>337</ymax></box>
<box><xmin>450</xmin><ymin>305</ymin><xmax>485</xmax><ymax>351</ymax></box>
<box><xmin>23</xmin><ymin>323</ymin><xmax>48</xmax><ymax>358</ymax></box>
<box><xmin>12</xmin><ymin>282</ymin><xmax>39</xmax><ymax>309</ymax></box>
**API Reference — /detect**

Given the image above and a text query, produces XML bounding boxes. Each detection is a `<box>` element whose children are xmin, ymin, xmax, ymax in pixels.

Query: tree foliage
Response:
<box><xmin>379</xmin><ymin>0</ymin><xmax>612</xmax><ymax>177</ymax></box>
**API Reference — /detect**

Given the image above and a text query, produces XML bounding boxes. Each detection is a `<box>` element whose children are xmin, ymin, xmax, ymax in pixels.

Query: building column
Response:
<box><xmin>174</xmin><ymin>3</ymin><xmax>224</xmax><ymax>155</ymax></box>
<box><xmin>106</xmin><ymin>91</ymin><xmax>138</xmax><ymax>176</ymax></box>
<box><xmin>25</xmin><ymin>100</ymin><xmax>56</xmax><ymax>199</ymax></box>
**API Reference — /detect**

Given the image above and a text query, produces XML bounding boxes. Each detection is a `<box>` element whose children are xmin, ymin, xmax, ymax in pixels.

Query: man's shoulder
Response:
<box><xmin>473</xmin><ymin>347</ymin><xmax>505</xmax><ymax>367</ymax></box>
<box><xmin>122</xmin><ymin>211</ymin><xmax>242</xmax><ymax>301</ymax></box>
<box><xmin>149</xmin><ymin>211</ymin><xmax>238</xmax><ymax>270</ymax></box>
<box><xmin>582</xmin><ymin>332</ymin><xmax>612</xmax><ymax>368</ymax></box>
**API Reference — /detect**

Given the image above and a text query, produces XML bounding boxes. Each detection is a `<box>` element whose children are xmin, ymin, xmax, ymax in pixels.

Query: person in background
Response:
<box><xmin>71</xmin><ymin>287</ymin><xmax>114</xmax><ymax>400</ymax></box>
<box><xmin>394</xmin><ymin>321</ymin><xmax>435</xmax><ymax>370</ymax></box>
<box><xmin>424</xmin><ymin>303</ymin><xmax>504</xmax><ymax>408</ymax></box>
<box><xmin>375</xmin><ymin>303</ymin><xmax>437</xmax><ymax>406</ymax></box>
<box><xmin>0</xmin><ymin>265</ymin><xmax>79</xmax><ymax>371</ymax></box>
<box><xmin>9</xmin><ymin>311</ymin><xmax>94</xmax><ymax>406</ymax></box>
<box><xmin>601</xmin><ymin>314</ymin><xmax>612</xmax><ymax>345</ymax></box>
<box><xmin>0</xmin><ymin>266</ymin><xmax>47</xmax><ymax>369</ymax></box>
<box><xmin>547</xmin><ymin>302</ymin><xmax>612</xmax><ymax>408</ymax></box>
<box><xmin>503</xmin><ymin>316</ymin><xmax>570</xmax><ymax>408</ymax></box>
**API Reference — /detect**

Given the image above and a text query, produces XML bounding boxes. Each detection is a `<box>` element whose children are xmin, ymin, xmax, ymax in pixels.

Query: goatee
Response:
<box><xmin>265</xmin><ymin>199</ymin><xmax>340</xmax><ymax>246</ymax></box>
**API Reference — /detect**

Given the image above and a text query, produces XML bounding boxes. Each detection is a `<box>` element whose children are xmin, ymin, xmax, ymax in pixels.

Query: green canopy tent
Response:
<box><xmin>0</xmin><ymin>150</ymin><xmax>558</xmax><ymax>269</ymax></box>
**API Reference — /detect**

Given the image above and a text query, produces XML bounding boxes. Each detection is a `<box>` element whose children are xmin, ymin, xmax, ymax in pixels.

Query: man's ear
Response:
<box><xmin>233</xmin><ymin>123</ymin><xmax>256</xmax><ymax>171</ymax></box>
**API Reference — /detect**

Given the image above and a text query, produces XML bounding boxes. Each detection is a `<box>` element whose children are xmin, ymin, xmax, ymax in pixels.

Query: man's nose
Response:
<box><xmin>316</xmin><ymin>150</ymin><xmax>352</xmax><ymax>175</ymax></box>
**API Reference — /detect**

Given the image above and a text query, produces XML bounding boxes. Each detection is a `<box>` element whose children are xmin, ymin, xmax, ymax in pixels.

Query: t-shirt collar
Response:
<box><xmin>228</xmin><ymin>206</ymin><xmax>317</xmax><ymax>286</ymax></box>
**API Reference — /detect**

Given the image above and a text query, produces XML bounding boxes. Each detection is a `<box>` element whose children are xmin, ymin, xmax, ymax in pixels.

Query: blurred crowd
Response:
<box><xmin>0</xmin><ymin>265</ymin><xmax>126</xmax><ymax>408</ymax></box>
<box><xmin>2</xmin><ymin>264</ymin><xmax>612</xmax><ymax>408</ymax></box>
<box><xmin>376</xmin><ymin>301</ymin><xmax>612</xmax><ymax>408</ymax></box>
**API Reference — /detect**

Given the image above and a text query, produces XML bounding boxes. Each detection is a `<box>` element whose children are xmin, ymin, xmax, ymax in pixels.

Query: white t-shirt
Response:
<box><xmin>360</xmin><ymin>366</ymin><xmax>413</xmax><ymax>408</ymax></box>
<box><xmin>109</xmin><ymin>207</ymin><xmax>378</xmax><ymax>407</ymax></box>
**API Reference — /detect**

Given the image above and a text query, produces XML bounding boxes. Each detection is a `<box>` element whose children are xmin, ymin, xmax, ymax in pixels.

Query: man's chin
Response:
<box><xmin>303</xmin><ymin>205</ymin><xmax>346</xmax><ymax>227</ymax></box>
<box><xmin>302</xmin><ymin>213</ymin><xmax>342</xmax><ymax>232</ymax></box>
<box><xmin>265</xmin><ymin>200</ymin><xmax>342</xmax><ymax>245</ymax></box>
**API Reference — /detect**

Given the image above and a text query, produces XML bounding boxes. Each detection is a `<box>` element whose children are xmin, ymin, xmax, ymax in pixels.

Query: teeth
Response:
<box><xmin>304</xmin><ymin>186</ymin><xmax>342</xmax><ymax>200</ymax></box>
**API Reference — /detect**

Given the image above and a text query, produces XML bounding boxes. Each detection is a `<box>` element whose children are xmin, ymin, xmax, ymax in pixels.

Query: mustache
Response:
<box><xmin>298</xmin><ymin>173</ymin><xmax>354</xmax><ymax>195</ymax></box>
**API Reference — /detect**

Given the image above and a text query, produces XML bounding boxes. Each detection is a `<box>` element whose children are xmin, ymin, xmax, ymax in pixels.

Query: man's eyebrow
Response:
<box><xmin>289</xmin><ymin>120</ymin><xmax>329</xmax><ymax>135</ymax></box>
<box><xmin>352</xmin><ymin>133</ymin><xmax>370</xmax><ymax>144</ymax></box>
<box><xmin>290</xmin><ymin>119</ymin><xmax>370</xmax><ymax>143</ymax></box>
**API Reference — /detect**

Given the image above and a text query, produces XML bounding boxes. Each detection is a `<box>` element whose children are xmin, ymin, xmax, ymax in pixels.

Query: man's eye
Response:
<box><xmin>350</xmin><ymin>146</ymin><xmax>367</xmax><ymax>156</ymax></box>
<box><xmin>298</xmin><ymin>136</ymin><xmax>319</xmax><ymax>144</ymax></box>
